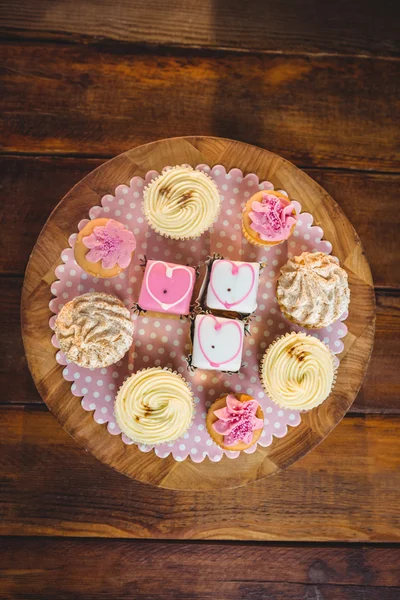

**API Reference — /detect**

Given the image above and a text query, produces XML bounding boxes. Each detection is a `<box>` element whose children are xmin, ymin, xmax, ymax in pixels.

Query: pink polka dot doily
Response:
<box><xmin>49</xmin><ymin>165</ymin><xmax>348</xmax><ymax>463</ymax></box>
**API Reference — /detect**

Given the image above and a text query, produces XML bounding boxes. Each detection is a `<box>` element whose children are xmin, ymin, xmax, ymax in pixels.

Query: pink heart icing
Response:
<box><xmin>144</xmin><ymin>261</ymin><xmax>194</xmax><ymax>311</ymax></box>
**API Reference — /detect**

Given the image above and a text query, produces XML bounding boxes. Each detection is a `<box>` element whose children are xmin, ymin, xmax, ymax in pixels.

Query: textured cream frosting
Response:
<box><xmin>261</xmin><ymin>332</ymin><xmax>336</xmax><ymax>410</ymax></box>
<box><xmin>142</xmin><ymin>166</ymin><xmax>221</xmax><ymax>239</ymax></box>
<box><xmin>277</xmin><ymin>252</ymin><xmax>350</xmax><ymax>328</ymax></box>
<box><xmin>115</xmin><ymin>367</ymin><xmax>194</xmax><ymax>444</ymax></box>
<box><xmin>54</xmin><ymin>292</ymin><xmax>134</xmax><ymax>369</ymax></box>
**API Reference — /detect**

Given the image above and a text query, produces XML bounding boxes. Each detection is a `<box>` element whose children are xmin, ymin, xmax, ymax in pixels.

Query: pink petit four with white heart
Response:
<box><xmin>206</xmin><ymin>259</ymin><xmax>260</xmax><ymax>314</ymax></box>
<box><xmin>138</xmin><ymin>260</ymin><xmax>196</xmax><ymax>315</ymax></box>
<box><xmin>191</xmin><ymin>314</ymin><xmax>244</xmax><ymax>372</ymax></box>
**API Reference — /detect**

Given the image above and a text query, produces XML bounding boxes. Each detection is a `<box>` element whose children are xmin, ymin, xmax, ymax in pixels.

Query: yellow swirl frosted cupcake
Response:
<box><xmin>260</xmin><ymin>332</ymin><xmax>337</xmax><ymax>411</ymax></box>
<box><xmin>114</xmin><ymin>367</ymin><xmax>194</xmax><ymax>444</ymax></box>
<box><xmin>142</xmin><ymin>166</ymin><xmax>221</xmax><ymax>239</ymax></box>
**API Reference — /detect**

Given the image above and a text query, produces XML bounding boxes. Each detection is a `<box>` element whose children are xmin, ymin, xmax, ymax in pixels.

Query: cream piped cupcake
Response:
<box><xmin>260</xmin><ymin>332</ymin><xmax>336</xmax><ymax>411</ymax></box>
<box><xmin>142</xmin><ymin>166</ymin><xmax>221</xmax><ymax>239</ymax></box>
<box><xmin>114</xmin><ymin>367</ymin><xmax>194</xmax><ymax>444</ymax></box>
<box><xmin>277</xmin><ymin>252</ymin><xmax>350</xmax><ymax>329</ymax></box>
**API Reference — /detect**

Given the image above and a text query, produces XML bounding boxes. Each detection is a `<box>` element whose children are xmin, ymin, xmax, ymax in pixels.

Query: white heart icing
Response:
<box><xmin>192</xmin><ymin>315</ymin><xmax>244</xmax><ymax>371</ymax></box>
<box><xmin>207</xmin><ymin>260</ymin><xmax>259</xmax><ymax>313</ymax></box>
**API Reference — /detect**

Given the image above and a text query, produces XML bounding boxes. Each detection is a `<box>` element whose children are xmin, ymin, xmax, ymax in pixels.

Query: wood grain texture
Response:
<box><xmin>1</xmin><ymin>407</ymin><xmax>399</xmax><ymax>541</ymax></box>
<box><xmin>306</xmin><ymin>170</ymin><xmax>400</xmax><ymax>289</ymax></box>
<box><xmin>0</xmin><ymin>156</ymin><xmax>102</xmax><ymax>275</ymax></box>
<box><xmin>1</xmin><ymin>583</ymin><xmax>397</xmax><ymax>600</ymax></box>
<box><xmin>356</xmin><ymin>291</ymin><xmax>400</xmax><ymax>413</ymax></box>
<box><xmin>1</xmin><ymin>44</ymin><xmax>399</xmax><ymax>171</ymax></box>
<box><xmin>1</xmin><ymin>5</ymin><xmax>398</xmax><ymax>591</ymax></box>
<box><xmin>1</xmin><ymin>156</ymin><xmax>399</xmax><ymax>286</ymax></box>
<box><xmin>0</xmin><ymin>278</ymin><xmax>41</xmax><ymax>406</ymax></box>
<box><xmin>1</xmin><ymin>278</ymin><xmax>398</xmax><ymax>411</ymax></box>
<box><xmin>1</xmin><ymin>539</ymin><xmax>400</xmax><ymax>600</ymax></box>
<box><xmin>3</xmin><ymin>582</ymin><xmax>396</xmax><ymax>600</ymax></box>
<box><xmin>0</xmin><ymin>0</ymin><xmax>398</xmax><ymax>57</ymax></box>
<box><xmin>20</xmin><ymin>137</ymin><xmax>375</xmax><ymax>490</ymax></box>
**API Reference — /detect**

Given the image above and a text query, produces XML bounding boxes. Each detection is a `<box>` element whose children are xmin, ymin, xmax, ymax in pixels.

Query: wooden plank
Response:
<box><xmin>0</xmin><ymin>156</ymin><xmax>399</xmax><ymax>287</ymax></box>
<box><xmin>0</xmin><ymin>278</ymin><xmax>40</xmax><ymax>405</ymax></box>
<box><xmin>1</xmin><ymin>283</ymin><xmax>399</xmax><ymax>413</ymax></box>
<box><xmin>0</xmin><ymin>579</ymin><xmax>398</xmax><ymax>600</ymax></box>
<box><xmin>0</xmin><ymin>582</ymin><xmax>397</xmax><ymax>600</ymax></box>
<box><xmin>0</xmin><ymin>539</ymin><xmax>399</xmax><ymax>600</ymax></box>
<box><xmin>1</xmin><ymin>44</ymin><xmax>399</xmax><ymax>171</ymax></box>
<box><xmin>306</xmin><ymin>170</ymin><xmax>400</xmax><ymax>289</ymax></box>
<box><xmin>0</xmin><ymin>407</ymin><xmax>399</xmax><ymax>541</ymax></box>
<box><xmin>0</xmin><ymin>0</ymin><xmax>398</xmax><ymax>57</ymax></box>
<box><xmin>358</xmin><ymin>291</ymin><xmax>400</xmax><ymax>413</ymax></box>
<box><xmin>0</xmin><ymin>156</ymin><xmax>102</xmax><ymax>275</ymax></box>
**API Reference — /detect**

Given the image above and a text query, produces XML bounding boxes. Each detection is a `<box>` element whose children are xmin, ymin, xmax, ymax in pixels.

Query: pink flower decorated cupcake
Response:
<box><xmin>74</xmin><ymin>218</ymin><xmax>136</xmax><ymax>278</ymax></box>
<box><xmin>206</xmin><ymin>393</ymin><xmax>264</xmax><ymax>451</ymax></box>
<box><xmin>242</xmin><ymin>190</ymin><xmax>297</xmax><ymax>247</ymax></box>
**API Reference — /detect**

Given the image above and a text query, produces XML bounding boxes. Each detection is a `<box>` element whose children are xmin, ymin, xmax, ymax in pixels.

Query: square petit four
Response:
<box><xmin>191</xmin><ymin>314</ymin><xmax>244</xmax><ymax>372</ymax></box>
<box><xmin>138</xmin><ymin>260</ymin><xmax>196</xmax><ymax>316</ymax></box>
<box><xmin>206</xmin><ymin>259</ymin><xmax>260</xmax><ymax>314</ymax></box>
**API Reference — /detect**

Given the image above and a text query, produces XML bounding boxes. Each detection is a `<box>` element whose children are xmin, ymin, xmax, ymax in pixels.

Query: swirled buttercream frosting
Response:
<box><xmin>277</xmin><ymin>252</ymin><xmax>350</xmax><ymax>328</ymax></box>
<box><xmin>142</xmin><ymin>166</ymin><xmax>221</xmax><ymax>239</ymax></box>
<box><xmin>54</xmin><ymin>292</ymin><xmax>134</xmax><ymax>369</ymax></box>
<box><xmin>114</xmin><ymin>367</ymin><xmax>194</xmax><ymax>444</ymax></box>
<box><xmin>260</xmin><ymin>332</ymin><xmax>336</xmax><ymax>410</ymax></box>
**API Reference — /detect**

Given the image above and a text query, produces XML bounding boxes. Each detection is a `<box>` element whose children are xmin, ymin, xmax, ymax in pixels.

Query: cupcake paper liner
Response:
<box><xmin>260</xmin><ymin>332</ymin><xmax>338</xmax><ymax>411</ymax></box>
<box><xmin>49</xmin><ymin>163</ymin><xmax>347</xmax><ymax>463</ymax></box>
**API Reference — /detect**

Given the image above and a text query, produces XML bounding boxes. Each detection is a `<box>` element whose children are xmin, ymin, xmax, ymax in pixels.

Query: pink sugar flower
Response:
<box><xmin>83</xmin><ymin>219</ymin><xmax>136</xmax><ymax>270</ymax></box>
<box><xmin>213</xmin><ymin>394</ymin><xmax>264</xmax><ymax>446</ymax></box>
<box><xmin>249</xmin><ymin>193</ymin><xmax>296</xmax><ymax>241</ymax></box>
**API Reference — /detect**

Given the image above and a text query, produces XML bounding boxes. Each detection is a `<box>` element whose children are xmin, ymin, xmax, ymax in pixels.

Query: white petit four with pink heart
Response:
<box><xmin>206</xmin><ymin>259</ymin><xmax>260</xmax><ymax>314</ymax></box>
<box><xmin>191</xmin><ymin>314</ymin><xmax>244</xmax><ymax>372</ymax></box>
<box><xmin>138</xmin><ymin>260</ymin><xmax>196</xmax><ymax>315</ymax></box>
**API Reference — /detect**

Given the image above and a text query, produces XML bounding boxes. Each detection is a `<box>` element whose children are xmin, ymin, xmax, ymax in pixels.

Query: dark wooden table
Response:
<box><xmin>0</xmin><ymin>1</ymin><xmax>399</xmax><ymax>598</ymax></box>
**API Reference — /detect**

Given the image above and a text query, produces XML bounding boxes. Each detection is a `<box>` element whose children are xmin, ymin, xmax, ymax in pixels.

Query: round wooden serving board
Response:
<box><xmin>21</xmin><ymin>137</ymin><xmax>376</xmax><ymax>491</ymax></box>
